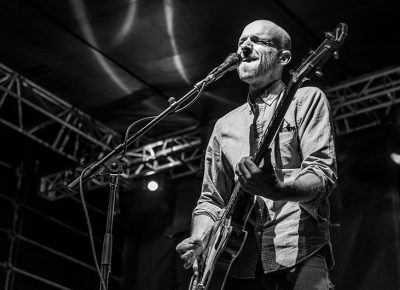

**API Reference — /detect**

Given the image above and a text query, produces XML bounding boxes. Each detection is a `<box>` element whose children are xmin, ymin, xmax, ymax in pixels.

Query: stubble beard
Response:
<box><xmin>238</xmin><ymin>55</ymin><xmax>277</xmax><ymax>84</ymax></box>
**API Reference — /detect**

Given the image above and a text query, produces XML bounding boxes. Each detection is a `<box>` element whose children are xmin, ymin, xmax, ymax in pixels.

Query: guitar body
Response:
<box><xmin>190</xmin><ymin>192</ymin><xmax>256</xmax><ymax>290</ymax></box>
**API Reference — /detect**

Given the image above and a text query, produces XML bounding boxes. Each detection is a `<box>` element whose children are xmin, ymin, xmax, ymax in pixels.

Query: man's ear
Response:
<box><xmin>279</xmin><ymin>50</ymin><xmax>291</xmax><ymax>65</ymax></box>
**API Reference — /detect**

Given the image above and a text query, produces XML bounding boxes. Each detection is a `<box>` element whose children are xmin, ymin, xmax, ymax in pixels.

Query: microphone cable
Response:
<box><xmin>79</xmin><ymin>165</ymin><xmax>108</xmax><ymax>290</ymax></box>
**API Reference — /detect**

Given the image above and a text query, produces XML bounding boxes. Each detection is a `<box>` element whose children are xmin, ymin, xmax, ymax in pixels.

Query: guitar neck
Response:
<box><xmin>253</xmin><ymin>80</ymin><xmax>302</xmax><ymax>165</ymax></box>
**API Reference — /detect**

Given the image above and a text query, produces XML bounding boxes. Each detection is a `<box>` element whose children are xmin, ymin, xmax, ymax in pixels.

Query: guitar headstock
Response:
<box><xmin>291</xmin><ymin>23</ymin><xmax>348</xmax><ymax>83</ymax></box>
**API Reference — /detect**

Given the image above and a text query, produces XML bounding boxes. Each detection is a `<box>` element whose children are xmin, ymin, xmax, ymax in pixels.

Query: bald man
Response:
<box><xmin>176</xmin><ymin>20</ymin><xmax>337</xmax><ymax>290</ymax></box>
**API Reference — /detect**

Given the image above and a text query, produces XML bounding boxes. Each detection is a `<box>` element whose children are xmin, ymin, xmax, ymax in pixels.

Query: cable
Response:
<box><xmin>175</xmin><ymin>82</ymin><xmax>207</xmax><ymax>113</ymax></box>
<box><xmin>79</xmin><ymin>166</ymin><xmax>107</xmax><ymax>290</ymax></box>
<box><xmin>117</xmin><ymin>116</ymin><xmax>156</xmax><ymax>161</ymax></box>
<box><xmin>117</xmin><ymin>82</ymin><xmax>206</xmax><ymax>161</ymax></box>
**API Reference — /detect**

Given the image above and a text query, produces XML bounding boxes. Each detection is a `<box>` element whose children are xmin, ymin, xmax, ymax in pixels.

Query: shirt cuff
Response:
<box><xmin>192</xmin><ymin>203</ymin><xmax>222</xmax><ymax>222</ymax></box>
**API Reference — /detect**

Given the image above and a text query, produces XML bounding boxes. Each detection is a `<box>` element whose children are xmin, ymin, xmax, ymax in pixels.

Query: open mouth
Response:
<box><xmin>243</xmin><ymin>57</ymin><xmax>258</xmax><ymax>63</ymax></box>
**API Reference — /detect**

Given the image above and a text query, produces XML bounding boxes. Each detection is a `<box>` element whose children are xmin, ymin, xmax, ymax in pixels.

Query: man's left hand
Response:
<box><xmin>235</xmin><ymin>156</ymin><xmax>282</xmax><ymax>200</ymax></box>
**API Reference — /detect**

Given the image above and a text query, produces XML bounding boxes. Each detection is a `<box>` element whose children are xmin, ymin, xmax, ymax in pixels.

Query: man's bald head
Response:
<box><xmin>241</xmin><ymin>20</ymin><xmax>291</xmax><ymax>51</ymax></box>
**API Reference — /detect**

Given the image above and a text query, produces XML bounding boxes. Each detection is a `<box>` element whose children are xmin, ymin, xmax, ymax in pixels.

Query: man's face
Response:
<box><xmin>237</xmin><ymin>22</ymin><xmax>281</xmax><ymax>84</ymax></box>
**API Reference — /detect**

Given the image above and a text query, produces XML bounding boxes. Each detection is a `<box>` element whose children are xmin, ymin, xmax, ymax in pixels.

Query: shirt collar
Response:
<box><xmin>247</xmin><ymin>80</ymin><xmax>286</xmax><ymax>113</ymax></box>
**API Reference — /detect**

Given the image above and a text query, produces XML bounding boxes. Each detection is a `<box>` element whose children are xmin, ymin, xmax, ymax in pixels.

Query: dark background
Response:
<box><xmin>1</xmin><ymin>0</ymin><xmax>400</xmax><ymax>289</ymax></box>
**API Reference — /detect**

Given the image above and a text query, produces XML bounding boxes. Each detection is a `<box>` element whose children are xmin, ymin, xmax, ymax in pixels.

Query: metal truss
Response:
<box><xmin>1</xmin><ymin>178</ymin><xmax>122</xmax><ymax>290</ymax></box>
<box><xmin>40</xmin><ymin>128</ymin><xmax>204</xmax><ymax>200</ymax></box>
<box><xmin>0</xmin><ymin>63</ymin><xmax>120</xmax><ymax>164</ymax></box>
<box><xmin>123</xmin><ymin>127</ymin><xmax>203</xmax><ymax>179</ymax></box>
<box><xmin>326</xmin><ymin>66</ymin><xmax>400</xmax><ymax>135</ymax></box>
<box><xmin>40</xmin><ymin>66</ymin><xmax>400</xmax><ymax>200</ymax></box>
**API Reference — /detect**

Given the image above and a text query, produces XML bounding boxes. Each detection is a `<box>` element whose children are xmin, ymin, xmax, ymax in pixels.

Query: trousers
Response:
<box><xmin>224</xmin><ymin>253</ymin><xmax>333</xmax><ymax>290</ymax></box>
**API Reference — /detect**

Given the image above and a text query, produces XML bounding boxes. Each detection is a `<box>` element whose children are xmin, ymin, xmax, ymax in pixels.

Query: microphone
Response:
<box><xmin>203</xmin><ymin>53</ymin><xmax>242</xmax><ymax>84</ymax></box>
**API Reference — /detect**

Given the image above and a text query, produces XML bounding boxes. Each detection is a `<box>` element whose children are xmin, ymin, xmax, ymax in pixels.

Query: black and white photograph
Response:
<box><xmin>0</xmin><ymin>1</ymin><xmax>399</xmax><ymax>289</ymax></box>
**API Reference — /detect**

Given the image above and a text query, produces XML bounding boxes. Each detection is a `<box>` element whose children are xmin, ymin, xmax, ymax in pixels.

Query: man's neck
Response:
<box><xmin>248</xmin><ymin>77</ymin><xmax>281</xmax><ymax>99</ymax></box>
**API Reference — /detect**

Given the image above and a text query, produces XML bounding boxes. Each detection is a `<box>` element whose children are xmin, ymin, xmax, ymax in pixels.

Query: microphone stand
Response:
<box><xmin>67</xmin><ymin>52</ymin><xmax>241</xmax><ymax>290</ymax></box>
<box><xmin>100</xmin><ymin>158</ymin><xmax>121</xmax><ymax>290</ymax></box>
<box><xmin>69</xmin><ymin>80</ymin><xmax>207</xmax><ymax>290</ymax></box>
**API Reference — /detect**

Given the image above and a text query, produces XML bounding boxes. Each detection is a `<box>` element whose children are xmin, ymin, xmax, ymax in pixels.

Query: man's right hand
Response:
<box><xmin>176</xmin><ymin>236</ymin><xmax>205</xmax><ymax>269</ymax></box>
<box><xmin>176</xmin><ymin>214</ymin><xmax>214</xmax><ymax>270</ymax></box>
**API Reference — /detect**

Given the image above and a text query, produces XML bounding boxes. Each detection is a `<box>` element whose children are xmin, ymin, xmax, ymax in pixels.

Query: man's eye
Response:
<box><xmin>257</xmin><ymin>40</ymin><xmax>270</xmax><ymax>46</ymax></box>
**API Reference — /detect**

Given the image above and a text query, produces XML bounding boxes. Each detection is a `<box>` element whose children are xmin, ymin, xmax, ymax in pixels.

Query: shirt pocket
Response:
<box><xmin>278</xmin><ymin>131</ymin><xmax>294</xmax><ymax>145</ymax></box>
<box><xmin>273</xmin><ymin>131</ymin><xmax>301</xmax><ymax>169</ymax></box>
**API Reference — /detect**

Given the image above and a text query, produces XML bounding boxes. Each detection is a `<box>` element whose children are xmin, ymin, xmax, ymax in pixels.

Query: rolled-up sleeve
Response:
<box><xmin>192</xmin><ymin>120</ymin><xmax>231</xmax><ymax>221</ymax></box>
<box><xmin>296</xmin><ymin>87</ymin><xmax>338</xmax><ymax>201</ymax></box>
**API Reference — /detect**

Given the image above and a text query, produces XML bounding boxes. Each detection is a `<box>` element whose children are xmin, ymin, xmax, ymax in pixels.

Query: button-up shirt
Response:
<box><xmin>192</xmin><ymin>80</ymin><xmax>337</xmax><ymax>278</ymax></box>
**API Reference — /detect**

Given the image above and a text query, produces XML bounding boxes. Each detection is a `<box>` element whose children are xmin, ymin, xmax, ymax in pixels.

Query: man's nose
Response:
<box><xmin>240</xmin><ymin>37</ymin><xmax>252</xmax><ymax>56</ymax></box>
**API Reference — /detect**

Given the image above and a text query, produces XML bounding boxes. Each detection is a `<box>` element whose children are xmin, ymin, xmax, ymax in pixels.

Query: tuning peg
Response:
<box><xmin>308</xmin><ymin>49</ymin><xmax>314</xmax><ymax>55</ymax></box>
<box><xmin>289</xmin><ymin>69</ymin><xmax>295</xmax><ymax>75</ymax></box>
<box><xmin>324</xmin><ymin>32</ymin><xmax>334</xmax><ymax>40</ymax></box>
<box><xmin>168</xmin><ymin>97</ymin><xmax>176</xmax><ymax>105</ymax></box>
<box><xmin>333</xmin><ymin>51</ymin><xmax>339</xmax><ymax>59</ymax></box>
<box><xmin>315</xmin><ymin>67</ymin><xmax>323</xmax><ymax>77</ymax></box>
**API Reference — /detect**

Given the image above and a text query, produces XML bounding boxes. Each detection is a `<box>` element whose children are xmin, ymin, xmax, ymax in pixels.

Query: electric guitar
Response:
<box><xmin>189</xmin><ymin>23</ymin><xmax>348</xmax><ymax>290</ymax></box>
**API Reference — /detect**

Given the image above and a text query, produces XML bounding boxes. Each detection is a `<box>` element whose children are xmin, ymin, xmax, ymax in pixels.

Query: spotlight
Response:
<box><xmin>147</xmin><ymin>180</ymin><xmax>159</xmax><ymax>192</ymax></box>
<box><xmin>391</xmin><ymin>152</ymin><xmax>400</xmax><ymax>165</ymax></box>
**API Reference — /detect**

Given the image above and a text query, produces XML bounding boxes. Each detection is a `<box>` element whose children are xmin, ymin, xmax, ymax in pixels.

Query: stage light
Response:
<box><xmin>147</xmin><ymin>180</ymin><xmax>159</xmax><ymax>191</ymax></box>
<box><xmin>391</xmin><ymin>152</ymin><xmax>400</xmax><ymax>165</ymax></box>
